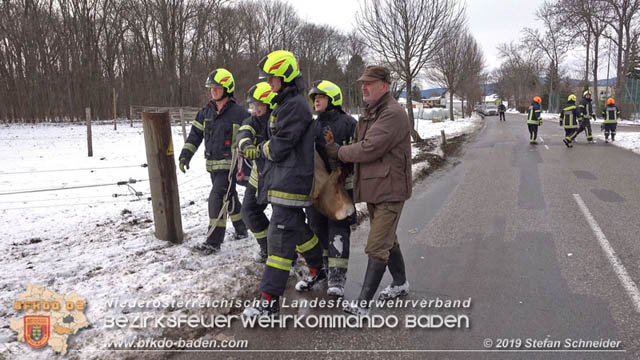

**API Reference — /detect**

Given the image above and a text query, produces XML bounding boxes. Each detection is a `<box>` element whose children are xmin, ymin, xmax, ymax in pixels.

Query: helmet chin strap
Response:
<box><xmin>213</xmin><ymin>91</ymin><xmax>230</xmax><ymax>102</ymax></box>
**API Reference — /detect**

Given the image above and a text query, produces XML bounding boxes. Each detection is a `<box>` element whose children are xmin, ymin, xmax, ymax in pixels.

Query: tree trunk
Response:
<box><xmin>449</xmin><ymin>91</ymin><xmax>454</xmax><ymax>121</ymax></box>
<box><xmin>585</xmin><ymin>32</ymin><xmax>591</xmax><ymax>84</ymax></box>
<box><xmin>592</xmin><ymin>36</ymin><xmax>600</xmax><ymax>113</ymax></box>
<box><xmin>405</xmin><ymin>77</ymin><xmax>423</xmax><ymax>142</ymax></box>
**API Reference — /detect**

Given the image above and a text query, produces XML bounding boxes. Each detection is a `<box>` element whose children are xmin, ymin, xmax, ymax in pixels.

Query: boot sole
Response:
<box><xmin>378</xmin><ymin>290</ymin><xmax>409</xmax><ymax>301</ymax></box>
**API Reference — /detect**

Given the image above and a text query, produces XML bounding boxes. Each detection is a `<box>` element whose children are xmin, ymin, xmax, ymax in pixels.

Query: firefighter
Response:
<box><xmin>560</xmin><ymin>94</ymin><xmax>580</xmax><ymax>148</ymax></box>
<box><xmin>299</xmin><ymin>80</ymin><xmax>357</xmax><ymax>297</ymax></box>
<box><xmin>498</xmin><ymin>102</ymin><xmax>506</xmax><ymax>121</ymax></box>
<box><xmin>178</xmin><ymin>68</ymin><xmax>249</xmax><ymax>254</ymax></box>
<box><xmin>237</xmin><ymin>82</ymin><xmax>276</xmax><ymax>263</ymax></box>
<box><xmin>242</xmin><ymin>50</ymin><xmax>324</xmax><ymax>318</ymax></box>
<box><xmin>575</xmin><ymin>89</ymin><xmax>596</xmax><ymax>142</ymax></box>
<box><xmin>527</xmin><ymin>96</ymin><xmax>543</xmax><ymax>144</ymax></box>
<box><xmin>601</xmin><ymin>97</ymin><xmax>620</xmax><ymax>143</ymax></box>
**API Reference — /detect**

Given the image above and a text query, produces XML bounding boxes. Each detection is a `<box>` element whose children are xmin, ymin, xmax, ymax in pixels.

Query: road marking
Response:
<box><xmin>573</xmin><ymin>194</ymin><xmax>640</xmax><ymax>313</ymax></box>
<box><xmin>539</xmin><ymin>137</ymin><xmax>544</xmax><ymax>142</ymax></box>
<box><xmin>544</xmin><ymin>145</ymin><xmax>550</xmax><ymax>150</ymax></box>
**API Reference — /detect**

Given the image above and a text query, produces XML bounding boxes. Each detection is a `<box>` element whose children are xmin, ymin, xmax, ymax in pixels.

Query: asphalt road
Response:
<box><xmin>177</xmin><ymin>113</ymin><xmax>640</xmax><ymax>360</ymax></box>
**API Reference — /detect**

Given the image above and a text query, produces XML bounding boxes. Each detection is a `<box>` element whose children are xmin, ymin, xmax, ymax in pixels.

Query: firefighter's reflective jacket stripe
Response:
<box><xmin>253</xmin><ymin>228</ymin><xmax>268</xmax><ymax>240</ymax></box>
<box><xmin>329</xmin><ymin>257</ymin><xmax>349</xmax><ymax>269</ymax></box>
<box><xmin>191</xmin><ymin>120</ymin><xmax>204</xmax><ymax>131</ymax></box>
<box><xmin>183</xmin><ymin>142</ymin><xmax>197</xmax><ymax>154</ymax></box>
<box><xmin>527</xmin><ymin>103</ymin><xmax>542</xmax><ymax>125</ymax></box>
<box><xmin>178</xmin><ymin>98</ymin><xmax>249</xmax><ymax>172</ymax></box>
<box><xmin>603</xmin><ymin>106</ymin><xmax>619</xmax><ymax>123</ymax></box>
<box><xmin>267</xmin><ymin>189</ymin><xmax>311</xmax><ymax>207</ymax></box>
<box><xmin>258</xmin><ymin>76</ymin><xmax>315</xmax><ymax>208</ymax></box>
<box><xmin>296</xmin><ymin>234</ymin><xmax>319</xmax><ymax>253</ymax></box>
<box><xmin>206</xmin><ymin>159</ymin><xmax>233</xmax><ymax>171</ymax></box>
<box><xmin>236</xmin><ymin>112</ymin><xmax>270</xmax><ymax>191</ymax></box>
<box><xmin>238</xmin><ymin>124</ymin><xmax>256</xmax><ymax>137</ymax></box>
<box><xmin>561</xmin><ymin>105</ymin><xmax>578</xmax><ymax>128</ymax></box>
<box><xmin>209</xmin><ymin>218</ymin><xmax>226</xmax><ymax>228</ymax></box>
<box><xmin>578</xmin><ymin>99</ymin><xmax>594</xmax><ymax>119</ymax></box>
<box><xmin>266</xmin><ymin>255</ymin><xmax>293</xmax><ymax>271</ymax></box>
<box><xmin>345</xmin><ymin>175</ymin><xmax>354</xmax><ymax>190</ymax></box>
<box><xmin>249</xmin><ymin>161</ymin><xmax>259</xmax><ymax>189</ymax></box>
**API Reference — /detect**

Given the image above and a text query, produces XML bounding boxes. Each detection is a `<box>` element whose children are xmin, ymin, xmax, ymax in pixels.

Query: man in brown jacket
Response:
<box><xmin>325</xmin><ymin>65</ymin><xmax>412</xmax><ymax>315</ymax></box>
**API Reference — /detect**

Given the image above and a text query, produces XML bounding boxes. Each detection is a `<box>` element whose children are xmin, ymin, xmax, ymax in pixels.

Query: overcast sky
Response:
<box><xmin>288</xmin><ymin>0</ymin><xmax>613</xmax><ymax>88</ymax></box>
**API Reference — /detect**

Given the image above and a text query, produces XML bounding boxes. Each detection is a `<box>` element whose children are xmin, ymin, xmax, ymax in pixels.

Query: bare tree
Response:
<box><xmin>357</xmin><ymin>0</ymin><xmax>466</xmax><ymax>141</ymax></box>
<box><xmin>556</xmin><ymin>0</ymin><xmax>609</xmax><ymax>111</ymax></box>
<box><xmin>522</xmin><ymin>1</ymin><xmax>571</xmax><ymax>113</ymax></box>
<box><xmin>600</xmin><ymin>0</ymin><xmax>640</xmax><ymax>114</ymax></box>
<box><xmin>428</xmin><ymin>29</ymin><xmax>483</xmax><ymax>121</ymax></box>
<box><xmin>0</xmin><ymin>0</ymin><xmax>367</xmax><ymax>122</ymax></box>
<box><xmin>495</xmin><ymin>42</ymin><xmax>545</xmax><ymax>112</ymax></box>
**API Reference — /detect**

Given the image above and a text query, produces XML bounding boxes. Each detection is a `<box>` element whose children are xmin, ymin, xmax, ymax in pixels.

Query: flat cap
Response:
<box><xmin>358</xmin><ymin>65</ymin><xmax>391</xmax><ymax>83</ymax></box>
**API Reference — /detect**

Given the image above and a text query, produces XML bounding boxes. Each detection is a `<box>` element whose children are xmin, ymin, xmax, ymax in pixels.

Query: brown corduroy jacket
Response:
<box><xmin>338</xmin><ymin>91</ymin><xmax>412</xmax><ymax>204</ymax></box>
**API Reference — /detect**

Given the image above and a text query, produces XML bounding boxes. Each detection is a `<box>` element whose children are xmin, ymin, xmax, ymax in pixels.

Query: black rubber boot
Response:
<box><xmin>358</xmin><ymin>258</ymin><xmax>386</xmax><ymax>301</ymax></box>
<box><xmin>387</xmin><ymin>246</ymin><xmax>407</xmax><ymax>286</ymax></box>
<box><xmin>345</xmin><ymin>258</ymin><xmax>386</xmax><ymax>316</ymax></box>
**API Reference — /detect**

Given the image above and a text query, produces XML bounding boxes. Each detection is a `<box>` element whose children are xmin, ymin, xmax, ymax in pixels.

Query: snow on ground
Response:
<box><xmin>530</xmin><ymin>112</ymin><xmax>640</xmax><ymax>154</ymax></box>
<box><xmin>0</xmin><ymin>115</ymin><xmax>480</xmax><ymax>359</ymax></box>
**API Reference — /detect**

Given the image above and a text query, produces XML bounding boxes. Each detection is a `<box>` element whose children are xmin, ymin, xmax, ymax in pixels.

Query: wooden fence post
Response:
<box><xmin>180</xmin><ymin>107</ymin><xmax>187</xmax><ymax>141</ymax></box>
<box><xmin>86</xmin><ymin>107</ymin><xmax>93</xmax><ymax>157</ymax></box>
<box><xmin>141</xmin><ymin>111</ymin><xmax>183</xmax><ymax>243</ymax></box>
<box><xmin>441</xmin><ymin>130</ymin><xmax>447</xmax><ymax>145</ymax></box>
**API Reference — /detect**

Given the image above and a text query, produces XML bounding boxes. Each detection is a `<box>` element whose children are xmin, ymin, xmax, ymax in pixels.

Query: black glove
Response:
<box><xmin>179</xmin><ymin>157</ymin><xmax>190</xmax><ymax>173</ymax></box>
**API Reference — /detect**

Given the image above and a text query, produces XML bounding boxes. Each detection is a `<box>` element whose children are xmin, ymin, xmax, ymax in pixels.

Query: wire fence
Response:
<box><xmin>0</xmin><ymin>157</ymin><xmax>216</xmax><ymax>212</ymax></box>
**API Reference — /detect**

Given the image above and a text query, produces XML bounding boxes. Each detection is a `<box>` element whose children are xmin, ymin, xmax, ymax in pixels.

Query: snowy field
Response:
<box><xmin>0</xmin><ymin>115</ymin><xmax>480</xmax><ymax>359</ymax></box>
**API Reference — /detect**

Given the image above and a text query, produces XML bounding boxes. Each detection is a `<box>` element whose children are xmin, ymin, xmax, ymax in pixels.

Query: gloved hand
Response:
<box><xmin>324</xmin><ymin>143</ymin><xmax>341</xmax><ymax>170</ymax></box>
<box><xmin>325</xmin><ymin>142</ymin><xmax>340</xmax><ymax>160</ymax></box>
<box><xmin>242</xmin><ymin>144</ymin><xmax>259</xmax><ymax>160</ymax></box>
<box><xmin>179</xmin><ymin>157</ymin><xmax>189</xmax><ymax>173</ymax></box>
<box><xmin>258</xmin><ymin>141</ymin><xmax>270</xmax><ymax>160</ymax></box>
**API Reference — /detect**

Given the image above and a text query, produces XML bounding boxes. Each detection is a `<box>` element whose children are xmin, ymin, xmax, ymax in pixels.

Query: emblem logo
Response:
<box><xmin>24</xmin><ymin>315</ymin><xmax>50</xmax><ymax>348</ymax></box>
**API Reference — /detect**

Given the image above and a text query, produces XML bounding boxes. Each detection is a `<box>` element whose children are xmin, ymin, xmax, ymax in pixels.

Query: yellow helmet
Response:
<box><xmin>257</xmin><ymin>50</ymin><xmax>300</xmax><ymax>83</ymax></box>
<box><xmin>247</xmin><ymin>82</ymin><xmax>276</xmax><ymax>110</ymax></box>
<box><xmin>308</xmin><ymin>80</ymin><xmax>343</xmax><ymax>107</ymax></box>
<box><xmin>568</xmin><ymin>94</ymin><xmax>577</xmax><ymax>102</ymax></box>
<box><xmin>583</xmin><ymin>89</ymin><xmax>591</xmax><ymax>97</ymax></box>
<box><xmin>205</xmin><ymin>68</ymin><xmax>235</xmax><ymax>94</ymax></box>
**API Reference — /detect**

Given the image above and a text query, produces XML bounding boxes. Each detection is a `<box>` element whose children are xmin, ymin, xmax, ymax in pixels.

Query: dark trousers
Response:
<box><xmin>604</xmin><ymin>123</ymin><xmax>617</xmax><ymax>140</ymax></box>
<box><xmin>306</xmin><ymin>206</ymin><xmax>351</xmax><ymax>286</ymax></box>
<box><xmin>260</xmin><ymin>205</ymin><xmax>324</xmax><ymax>296</ymax></box>
<box><xmin>207</xmin><ymin>171</ymin><xmax>246</xmax><ymax>246</ymax></box>
<box><xmin>241</xmin><ymin>185</ymin><xmax>269</xmax><ymax>252</ymax></box>
<box><xmin>527</xmin><ymin>124</ymin><xmax>538</xmax><ymax>142</ymax></box>
<box><xmin>499</xmin><ymin>112</ymin><xmax>505</xmax><ymax>121</ymax></box>
<box><xmin>575</xmin><ymin>119</ymin><xmax>593</xmax><ymax>141</ymax></box>
<box><xmin>564</xmin><ymin>128</ymin><xmax>578</xmax><ymax>143</ymax></box>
